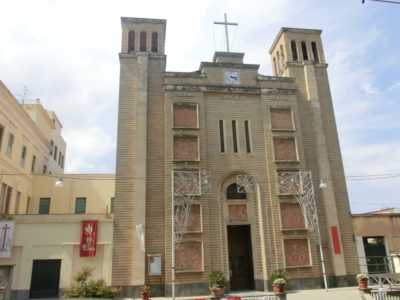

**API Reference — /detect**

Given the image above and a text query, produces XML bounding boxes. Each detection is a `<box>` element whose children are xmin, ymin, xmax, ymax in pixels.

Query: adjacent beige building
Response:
<box><xmin>0</xmin><ymin>81</ymin><xmax>115</xmax><ymax>300</ymax></box>
<box><xmin>113</xmin><ymin>18</ymin><xmax>359</xmax><ymax>297</ymax></box>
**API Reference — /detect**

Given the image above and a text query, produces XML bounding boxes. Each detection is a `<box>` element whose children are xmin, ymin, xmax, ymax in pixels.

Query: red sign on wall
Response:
<box><xmin>331</xmin><ymin>226</ymin><xmax>342</xmax><ymax>254</ymax></box>
<box><xmin>80</xmin><ymin>220</ymin><xmax>98</xmax><ymax>257</ymax></box>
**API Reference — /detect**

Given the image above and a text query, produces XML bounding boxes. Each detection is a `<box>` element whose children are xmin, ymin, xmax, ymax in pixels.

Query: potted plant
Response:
<box><xmin>356</xmin><ymin>273</ymin><xmax>369</xmax><ymax>289</ymax></box>
<box><xmin>208</xmin><ymin>270</ymin><xmax>227</xmax><ymax>298</ymax></box>
<box><xmin>270</xmin><ymin>269</ymin><xmax>287</xmax><ymax>295</ymax></box>
<box><xmin>140</xmin><ymin>285</ymin><xmax>150</xmax><ymax>300</ymax></box>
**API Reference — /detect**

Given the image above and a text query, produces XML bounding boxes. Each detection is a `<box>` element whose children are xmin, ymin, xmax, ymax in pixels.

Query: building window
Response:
<box><xmin>173</xmin><ymin>136</ymin><xmax>199</xmax><ymax>161</ymax></box>
<box><xmin>15</xmin><ymin>191</ymin><xmax>21</xmax><ymax>214</ymax></box>
<box><xmin>301</xmin><ymin>41</ymin><xmax>308</xmax><ymax>61</ymax></box>
<box><xmin>291</xmin><ymin>40</ymin><xmax>298</xmax><ymax>62</ymax></box>
<box><xmin>311</xmin><ymin>41</ymin><xmax>319</xmax><ymax>62</ymax></box>
<box><xmin>272</xmin><ymin>57</ymin><xmax>277</xmax><ymax>75</ymax></box>
<box><xmin>61</xmin><ymin>155</ymin><xmax>65</xmax><ymax>169</ymax></box>
<box><xmin>53</xmin><ymin>145</ymin><xmax>58</xmax><ymax>160</ymax></box>
<box><xmin>50</xmin><ymin>140</ymin><xmax>54</xmax><ymax>155</ymax></box>
<box><xmin>6</xmin><ymin>133</ymin><xmax>14</xmax><ymax>156</ymax></box>
<box><xmin>1</xmin><ymin>184</ymin><xmax>12</xmax><ymax>215</ymax></box>
<box><xmin>75</xmin><ymin>197</ymin><xmax>86</xmax><ymax>214</ymax></box>
<box><xmin>232</xmin><ymin>120</ymin><xmax>238</xmax><ymax>153</ymax></box>
<box><xmin>173</xmin><ymin>104</ymin><xmax>198</xmax><ymax>128</ymax></box>
<box><xmin>219</xmin><ymin>120</ymin><xmax>225</xmax><ymax>153</ymax></box>
<box><xmin>128</xmin><ymin>30</ymin><xmax>135</xmax><ymax>52</ymax></box>
<box><xmin>20</xmin><ymin>145</ymin><xmax>27</xmax><ymax>167</ymax></box>
<box><xmin>31</xmin><ymin>155</ymin><xmax>37</xmax><ymax>173</ymax></box>
<box><xmin>140</xmin><ymin>31</ymin><xmax>146</xmax><ymax>51</ymax></box>
<box><xmin>26</xmin><ymin>197</ymin><xmax>31</xmax><ymax>214</ymax></box>
<box><xmin>39</xmin><ymin>198</ymin><xmax>50</xmax><ymax>214</ymax></box>
<box><xmin>226</xmin><ymin>183</ymin><xmax>246</xmax><ymax>200</ymax></box>
<box><xmin>276</xmin><ymin>51</ymin><xmax>281</xmax><ymax>70</ymax></box>
<box><xmin>270</xmin><ymin>108</ymin><xmax>294</xmax><ymax>130</ymax></box>
<box><xmin>151</xmin><ymin>32</ymin><xmax>158</xmax><ymax>53</ymax></box>
<box><xmin>244</xmin><ymin>120</ymin><xmax>251</xmax><ymax>153</ymax></box>
<box><xmin>110</xmin><ymin>197</ymin><xmax>115</xmax><ymax>213</ymax></box>
<box><xmin>0</xmin><ymin>124</ymin><xmax>4</xmax><ymax>151</ymax></box>
<box><xmin>43</xmin><ymin>165</ymin><xmax>47</xmax><ymax>174</ymax></box>
<box><xmin>58</xmin><ymin>151</ymin><xmax>62</xmax><ymax>166</ymax></box>
<box><xmin>273</xmin><ymin>137</ymin><xmax>298</xmax><ymax>161</ymax></box>
<box><xmin>280</xmin><ymin>45</ymin><xmax>285</xmax><ymax>67</ymax></box>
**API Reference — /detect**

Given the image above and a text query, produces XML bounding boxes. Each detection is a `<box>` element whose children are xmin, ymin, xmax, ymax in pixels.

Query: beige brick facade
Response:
<box><xmin>113</xmin><ymin>19</ymin><xmax>359</xmax><ymax>296</ymax></box>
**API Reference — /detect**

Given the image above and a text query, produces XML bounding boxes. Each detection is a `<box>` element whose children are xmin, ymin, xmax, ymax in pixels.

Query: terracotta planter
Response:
<box><xmin>358</xmin><ymin>279</ymin><xmax>368</xmax><ymax>289</ymax></box>
<box><xmin>141</xmin><ymin>292</ymin><xmax>150</xmax><ymax>300</ymax></box>
<box><xmin>210</xmin><ymin>287</ymin><xmax>225</xmax><ymax>297</ymax></box>
<box><xmin>272</xmin><ymin>284</ymin><xmax>285</xmax><ymax>294</ymax></box>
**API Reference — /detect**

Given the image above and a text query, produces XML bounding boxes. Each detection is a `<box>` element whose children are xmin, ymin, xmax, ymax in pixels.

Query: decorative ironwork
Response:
<box><xmin>236</xmin><ymin>175</ymin><xmax>256</xmax><ymax>193</ymax></box>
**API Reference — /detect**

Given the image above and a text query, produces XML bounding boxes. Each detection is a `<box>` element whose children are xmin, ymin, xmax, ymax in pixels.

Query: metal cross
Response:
<box><xmin>214</xmin><ymin>13</ymin><xmax>238</xmax><ymax>52</ymax></box>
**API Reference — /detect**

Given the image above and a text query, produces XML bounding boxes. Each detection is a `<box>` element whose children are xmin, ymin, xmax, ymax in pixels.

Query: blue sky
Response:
<box><xmin>0</xmin><ymin>0</ymin><xmax>399</xmax><ymax>213</ymax></box>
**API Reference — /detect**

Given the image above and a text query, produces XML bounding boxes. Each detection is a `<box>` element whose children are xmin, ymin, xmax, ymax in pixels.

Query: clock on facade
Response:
<box><xmin>224</xmin><ymin>71</ymin><xmax>240</xmax><ymax>84</ymax></box>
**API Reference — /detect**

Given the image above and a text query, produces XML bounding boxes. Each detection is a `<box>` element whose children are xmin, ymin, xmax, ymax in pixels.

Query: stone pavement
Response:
<box><xmin>126</xmin><ymin>287</ymin><xmax>362</xmax><ymax>300</ymax></box>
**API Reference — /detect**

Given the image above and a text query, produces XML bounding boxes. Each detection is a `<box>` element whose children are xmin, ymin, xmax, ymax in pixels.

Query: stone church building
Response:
<box><xmin>112</xmin><ymin>17</ymin><xmax>359</xmax><ymax>297</ymax></box>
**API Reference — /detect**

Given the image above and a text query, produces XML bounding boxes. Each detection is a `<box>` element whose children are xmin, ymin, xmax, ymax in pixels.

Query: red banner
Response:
<box><xmin>80</xmin><ymin>220</ymin><xmax>98</xmax><ymax>257</ymax></box>
<box><xmin>331</xmin><ymin>226</ymin><xmax>342</xmax><ymax>254</ymax></box>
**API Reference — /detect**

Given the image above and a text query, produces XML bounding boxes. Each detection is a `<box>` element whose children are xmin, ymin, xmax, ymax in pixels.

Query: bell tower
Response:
<box><xmin>113</xmin><ymin>17</ymin><xmax>167</xmax><ymax>293</ymax></box>
<box><xmin>269</xmin><ymin>28</ymin><xmax>359</xmax><ymax>281</ymax></box>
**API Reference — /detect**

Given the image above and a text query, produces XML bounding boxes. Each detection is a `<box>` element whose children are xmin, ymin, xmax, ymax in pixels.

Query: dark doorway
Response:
<box><xmin>29</xmin><ymin>259</ymin><xmax>61</xmax><ymax>298</ymax></box>
<box><xmin>228</xmin><ymin>225</ymin><xmax>254</xmax><ymax>291</ymax></box>
<box><xmin>363</xmin><ymin>236</ymin><xmax>388</xmax><ymax>273</ymax></box>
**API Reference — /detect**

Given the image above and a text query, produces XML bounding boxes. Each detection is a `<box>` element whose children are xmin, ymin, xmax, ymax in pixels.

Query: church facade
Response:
<box><xmin>113</xmin><ymin>17</ymin><xmax>359</xmax><ymax>296</ymax></box>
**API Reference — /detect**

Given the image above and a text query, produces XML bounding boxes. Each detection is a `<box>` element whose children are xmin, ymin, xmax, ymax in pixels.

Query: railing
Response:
<box><xmin>358</xmin><ymin>256</ymin><xmax>399</xmax><ymax>274</ymax></box>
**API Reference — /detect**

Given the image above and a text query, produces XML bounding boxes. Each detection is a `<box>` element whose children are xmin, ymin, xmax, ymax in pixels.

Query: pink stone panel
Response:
<box><xmin>271</xmin><ymin>108</ymin><xmax>294</xmax><ymax>130</ymax></box>
<box><xmin>173</xmin><ymin>104</ymin><xmax>198</xmax><ymax>128</ymax></box>
<box><xmin>280</xmin><ymin>203</ymin><xmax>305</xmax><ymax>229</ymax></box>
<box><xmin>175</xmin><ymin>241</ymin><xmax>202</xmax><ymax>271</ymax></box>
<box><xmin>273</xmin><ymin>138</ymin><xmax>297</xmax><ymax>161</ymax></box>
<box><xmin>284</xmin><ymin>239</ymin><xmax>310</xmax><ymax>267</ymax></box>
<box><xmin>187</xmin><ymin>204</ymin><xmax>201</xmax><ymax>232</ymax></box>
<box><xmin>174</xmin><ymin>136</ymin><xmax>199</xmax><ymax>161</ymax></box>
<box><xmin>277</xmin><ymin>171</ymin><xmax>300</xmax><ymax>194</ymax></box>
<box><xmin>228</xmin><ymin>204</ymin><xmax>248</xmax><ymax>222</ymax></box>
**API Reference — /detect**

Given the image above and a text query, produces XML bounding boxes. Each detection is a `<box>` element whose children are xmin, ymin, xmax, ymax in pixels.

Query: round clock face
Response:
<box><xmin>224</xmin><ymin>71</ymin><xmax>240</xmax><ymax>84</ymax></box>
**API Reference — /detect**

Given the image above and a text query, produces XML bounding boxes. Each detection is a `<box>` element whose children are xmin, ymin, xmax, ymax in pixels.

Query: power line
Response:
<box><xmin>362</xmin><ymin>0</ymin><xmax>400</xmax><ymax>4</ymax></box>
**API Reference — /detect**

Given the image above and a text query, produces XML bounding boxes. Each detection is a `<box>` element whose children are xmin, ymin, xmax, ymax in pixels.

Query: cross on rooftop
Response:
<box><xmin>214</xmin><ymin>13</ymin><xmax>238</xmax><ymax>52</ymax></box>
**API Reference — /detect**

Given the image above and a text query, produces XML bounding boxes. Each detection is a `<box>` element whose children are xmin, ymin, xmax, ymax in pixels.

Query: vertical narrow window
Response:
<box><xmin>43</xmin><ymin>165</ymin><xmax>47</xmax><ymax>174</ymax></box>
<box><xmin>151</xmin><ymin>32</ymin><xmax>158</xmax><ymax>53</ymax></box>
<box><xmin>0</xmin><ymin>125</ymin><xmax>4</xmax><ymax>151</ymax></box>
<box><xmin>61</xmin><ymin>155</ymin><xmax>65</xmax><ymax>169</ymax></box>
<box><xmin>140</xmin><ymin>31</ymin><xmax>147</xmax><ymax>51</ymax></box>
<box><xmin>15</xmin><ymin>191</ymin><xmax>21</xmax><ymax>214</ymax></box>
<box><xmin>232</xmin><ymin>120</ymin><xmax>238</xmax><ymax>153</ymax></box>
<box><xmin>311</xmin><ymin>42</ymin><xmax>319</xmax><ymax>62</ymax></box>
<box><xmin>3</xmin><ymin>186</ymin><xmax>12</xmax><ymax>215</ymax></box>
<box><xmin>31</xmin><ymin>155</ymin><xmax>36</xmax><ymax>172</ymax></box>
<box><xmin>301</xmin><ymin>41</ymin><xmax>308</xmax><ymax>61</ymax></box>
<box><xmin>39</xmin><ymin>198</ymin><xmax>50</xmax><ymax>214</ymax></box>
<box><xmin>20</xmin><ymin>145</ymin><xmax>27</xmax><ymax>167</ymax></box>
<box><xmin>128</xmin><ymin>30</ymin><xmax>135</xmax><ymax>52</ymax></box>
<box><xmin>280</xmin><ymin>45</ymin><xmax>285</xmax><ymax>66</ymax></box>
<box><xmin>6</xmin><ymin>133</ymin><xmax>14</xmax><ymax>155</ymax></box>
<box><xmin>75</xmin><ymin>197</ymin><xmax>86</xmax><ymax>214</ymax></box>
<box><xmin>110</xmin><ymin>197</ymin><xmax>115</xmax><ymax>213</ymax></box>
<box><xmin>53</xmin><ymin>145</ymin><xmax>58</xmax><ymax>160</ymax></box>
<box><xmin>272</xmin><ymin>57</ymin><xmax>277</xmax><ymax>75</ymax></box>
<box><xmin>291</xmin><ymin>40</ymin><xmax>298</xmax><ymax>62</ymax></box>
<box><xmin>244</xmin><ymin>120</ymin><xmax>251</xmax><ymax>153</ymax></box>
<box><xmin>219</xmin><ymin>120</ymin><xmax>225</xmax><ymax>153</ymax></box>
<box><xmin>276</xmin><ymin>51</ymin><xmax>281</xmax><ymax>70</ymax></box>
<box><xmin>50</xmin><ymin>140</ymin><xmax>54</xmax><ymax>155</ymax></box>
<box><xmin>58</xmin><ymin>151</ymin><xmax>62</xmax><ymax>165</ymax></box>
